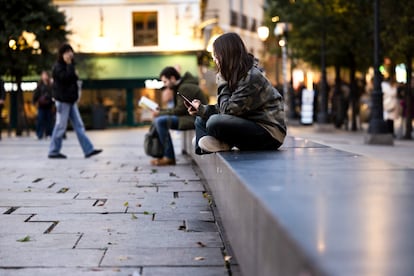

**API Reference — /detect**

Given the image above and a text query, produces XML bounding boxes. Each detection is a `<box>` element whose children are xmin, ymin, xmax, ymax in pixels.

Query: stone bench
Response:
<box><xmin>182</xmin><ymin>130</ymin><xmax>414</xmax><ymax>276</ymax></box>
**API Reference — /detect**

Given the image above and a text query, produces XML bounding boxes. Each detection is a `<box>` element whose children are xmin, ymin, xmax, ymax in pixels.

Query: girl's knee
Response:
<box><xmin>206</xmin><ymin>114</ymin><xmax>223</xmax><ymax>131</ymax></box>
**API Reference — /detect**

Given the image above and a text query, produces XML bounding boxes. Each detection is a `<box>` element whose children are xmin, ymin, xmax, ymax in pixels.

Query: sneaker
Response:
<box><xmin>85</xmin><ymin>149</ymin><xmax>103</xmax><ymax>158</ymax></box>
<box><xmin>48</xmin><ymin>153</ymin><xmax>67</xmax><ymax>159</ymax></box>
<box><xmin>198</xmin><ymin>136</ymin><xmax>230</xmax><ymax>153</ymax></box>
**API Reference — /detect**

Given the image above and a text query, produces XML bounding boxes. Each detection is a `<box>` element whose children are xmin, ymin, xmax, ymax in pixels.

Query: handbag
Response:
<box><xmin>144</xmin><ymin>124</ymin><xmax>164</xmax><ymax>158</ymax></box>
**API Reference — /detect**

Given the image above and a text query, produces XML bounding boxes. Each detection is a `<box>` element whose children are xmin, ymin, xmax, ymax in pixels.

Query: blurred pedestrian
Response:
<box><xmin>33</xmin><ymin>70</ymin><xmax>54</xmax><ymax>140</ymax></box>
<box><xmin>150</xmin><ymin>66</ymin><xmax>208</xmax><ymax>166</ymax></box>
<box><xmin>48</xmin><ymin>44</ymin><xmax>102</xmax><ymax>159</ymax></box>
<box><xmin>382</xmin><ymin>76</ymin><xmax>400</xmax><ymax>136</ymax></box>
<box><xmin>188</xmin><ymin>32</ymin><xmax>286</xmax><ymax>154</ymax></box>
<box><xmin>0</xmin><ymin>78</ymin><xmax>5</xmax><ymax>140</ymax></box>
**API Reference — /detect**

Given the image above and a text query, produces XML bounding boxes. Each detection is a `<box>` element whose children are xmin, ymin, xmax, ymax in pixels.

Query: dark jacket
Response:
<box><xmin>52</xmin><ymin>61</ymin><xmax>79</xmax><ymax>104</ymax></box>
<box><xmin>197</xmin><ymin>66</ymin><xmax>286</xmax><ymax>144</ymax></box>
<box><xmin>159</xmin><ymin>72</ymin><xmax>208</xmax><ymax>130</ymax></box>
<box><xmin>33</xmin><ymin>82</ymin><xmax>53</xmax><ymax>109</ymax></box>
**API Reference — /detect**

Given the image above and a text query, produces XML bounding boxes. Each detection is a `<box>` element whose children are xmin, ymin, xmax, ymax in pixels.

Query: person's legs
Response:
<box><xmin>45</xmin><ymin>108</ymin><xmax>54</xmax><ymax>137</ymax></box>
<box><xmin>194</xmin><ymin>116</ymin><xmax>210</xmax><ymax>155</ymax></box>
<box><xmin>153</xmin><ymin>115</ymin><xmax>179</xmax><ymax>160</ymax></box>
<box><xmin>68</xmin><ymin>103</ymin><xmax>95</xmax><ymax>156</ymax></box>
<box><xmin>49</xmin><ymin>101</ymin><xmax>70</xmax><ymax>156</ymax></box>
<box><xmin>36</xmin><ymin>108</ymin><xmax>45</xmax><ymax>139</ymax></box>
<box><xmin>206</xmin><ymin>114</ymin><xmax>281</xmax><ymax>150</ymax></box>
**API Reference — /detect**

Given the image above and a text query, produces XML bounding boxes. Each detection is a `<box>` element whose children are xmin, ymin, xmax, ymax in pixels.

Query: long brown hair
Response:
<box><xmin>213</xmin><ymin>32</ymin><xmax>254</xmax><ymax>92</ymax></box>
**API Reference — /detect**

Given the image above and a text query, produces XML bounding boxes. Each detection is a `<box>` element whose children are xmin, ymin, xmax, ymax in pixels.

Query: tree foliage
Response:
<box><xmin>264</xmin><ymin>0</ymin><xmax>373</xmax><ymax>72</ymax></box>
<box><xmin>0</xmin><ymin>0</ymin><xmax>67</xmax><ymax>135</ymax></box>
<box><xmin>0</xmin><ymin>0</ymin><xmax>68</xmax><ymax>77</ymax></box>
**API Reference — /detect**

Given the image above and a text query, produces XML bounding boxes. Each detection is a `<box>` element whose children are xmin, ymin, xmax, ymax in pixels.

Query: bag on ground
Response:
<box><xmin>144</xmin><ymin>124</ymin><xmax>164</xmax><ymax>158</ymax></box>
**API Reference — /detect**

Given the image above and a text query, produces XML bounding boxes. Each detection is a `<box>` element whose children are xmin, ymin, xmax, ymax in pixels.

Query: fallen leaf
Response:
<box><xmin>57</xmin><ymin>187</ymin><xmax>69</xmax><ymax>193</ymax></box>
<box><xmin>169</xmin><ymin>172</ymin><xmax>177</xmax><ymax>177</ymax></box>
<box><xmin>24</xmin><ymin>189</ymin><xmax>32</xmax><ymax>192</ymax></box>
<box><xmin>151</xmin><ymin>169</ymin><xmax>157</xmax><ymax>174</ymax></box>
<box><xmin>136</xmin><ymin>203</ymin><xmax>142</xmax><ymax>207</ymax></box>
<box><xmin>143</xmin><ymin>211</ymin><xmax>151</xmax><ymax>215</ymax></box>
<box><xmin>123</xmin><ymin>201</ymin><xmax>129</xmax><ymax>207</ymax></box>
<box><xmin>17</xmin><ymin>235</ymin><xmax>31</xmax><ymax>242</ymax></box>
<box><xmin>170</xmin><ymin>201</ymin><xmax>176</xmax><ymax>205</ymax></box>
<box><xmin>131</xmin><ymin>213</ymin><xmax>138</xmax><ymax>220</ymax></box>
<box><xmin>197</xmin><ymin>241</ymin><xmax>206</xmax><ymax>247</ymax></box>
<box><xmin>118</xmin><ymin>255</ymin><xmax>130</xmax><ymax>261</ymax></box>
<box><xmin>194</xmin><ymin>256</ymin><xmax>205</xmax><ymax>261</ymax></box>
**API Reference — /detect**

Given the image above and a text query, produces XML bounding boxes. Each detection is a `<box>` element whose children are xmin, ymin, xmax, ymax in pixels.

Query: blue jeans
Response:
<box><xmin>153</xmin><ymin>115</ymin><xmax>179</xmax><ymax>160</ymax></box>
<box><xmin>36</xmin><ymin>108</ymin><xmax>54</xmax><ymax>139</ymax></box>
<box><xmin>195</xmin><ymin>114</ymin><xmax>281</xmax><ymax>154</ymax></box>
<box><xmin>49</xmin><ymin>101</ymin><xmax>94</xmax><ymax>156</ymax></box>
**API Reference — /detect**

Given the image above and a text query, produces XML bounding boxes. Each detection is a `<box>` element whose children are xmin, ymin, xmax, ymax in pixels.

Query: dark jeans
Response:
<box><xmin>194</xmin><ymin>114</ymin><xmax>282</xmax><ymax>154</ymax></box>
<box><xmin>36</xmin><ymin>107</ymin><xmax>54</xmax><ymax>139</ymax></box>
<box><xmin>153</xmin><ymin>115</ymin><xmax>179</xmax><ymax>160</ymax></box>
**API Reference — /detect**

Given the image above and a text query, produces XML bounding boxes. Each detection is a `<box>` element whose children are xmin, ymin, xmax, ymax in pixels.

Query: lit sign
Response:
<box><xmin>145</xmin><ymin>79</ymin><xmax>164</xmax><ymax>89</ymax></box>
<box><xmin>4</xmin><ymin>82</ymin><xmax>37</xmax><ymax>92</ymax></box>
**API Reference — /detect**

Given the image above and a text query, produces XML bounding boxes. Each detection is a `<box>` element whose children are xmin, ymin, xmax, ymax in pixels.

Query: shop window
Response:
<box><xmin>241</xmin><ymin>14</ymin><xmax>248</xmax><ymax>29</ymax></box>
<box><xmin>133</xmin><ymin>11</ymin><xmax>158</xmax><ymax>46</ymax></box>
<box><xmin>250</xmin><ymin>18</ymin><xmax>257</xmax><ymax>32</ymax></box>
<box><xmin>230</xmin><ymin>10</ymin><xmax>238</xmax><ymax>27</ymax></box>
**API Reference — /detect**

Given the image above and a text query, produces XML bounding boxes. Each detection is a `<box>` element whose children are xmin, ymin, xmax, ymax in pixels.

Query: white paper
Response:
<box><xmin>138</xmin><ymin>96</ymin><xmax>159</xmax><ymax>111</ymax></box>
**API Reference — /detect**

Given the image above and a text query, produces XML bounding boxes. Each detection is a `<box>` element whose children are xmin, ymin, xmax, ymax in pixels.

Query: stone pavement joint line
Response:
<box><xmin>0</xmin><ymin>129</ymin><xmax>236</xmax><ymax>276</ymax></box>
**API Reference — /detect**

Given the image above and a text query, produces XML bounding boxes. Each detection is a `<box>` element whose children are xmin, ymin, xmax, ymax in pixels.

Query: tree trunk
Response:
<box><xmin>333</xmin><ymin>64</ymin><xmax>343</xmax><ymax>128</ymax></box>
<box><xmin>349</xmin><ymin>54</ymin><xmax>358</xmax><ymax>131</ymax></box>
<box><xmin>404</xmin><ymin>54</ymin><xmax>412</xmax><ymax>139</ymax></box>
<box><xmin>14</xmin><ymin>75</ymin><xmax>25</xmax><ymax>136</ymax></box>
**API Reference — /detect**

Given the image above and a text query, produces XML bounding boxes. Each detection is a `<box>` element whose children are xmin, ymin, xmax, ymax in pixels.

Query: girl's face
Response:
<box><xmin>63</xmin><ymin>50</ymin><xmax>74</xmax><ymax>64</ymax></box>
<box><xmin>212</xmin><ymin>51</ymin><xmax>220</xmax><ymax>70</ymax></box>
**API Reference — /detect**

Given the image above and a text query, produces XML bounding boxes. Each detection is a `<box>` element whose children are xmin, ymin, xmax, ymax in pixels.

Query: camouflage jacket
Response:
<box><xmin>197</xmin><ymin>66</ymin><xmax>286</xmax><ymax>144</ymax></box>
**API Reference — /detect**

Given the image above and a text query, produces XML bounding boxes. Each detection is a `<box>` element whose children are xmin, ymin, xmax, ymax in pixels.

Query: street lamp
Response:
<box><xmin>365</xmin><ymin>0</ymin><xmax>393</xmax><ymax>144</ymax></box>
<box><xmin>274</xmin><ymin>22</ymin><xmax>292</xmax><ymax>119</ymax></box>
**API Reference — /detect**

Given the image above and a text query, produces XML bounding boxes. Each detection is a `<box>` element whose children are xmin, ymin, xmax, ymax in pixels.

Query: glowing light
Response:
<box><xmin>32</xmin><ymin>40</ymin><xmax>40</xmax><ymax>50</ymax></box>
<box><xmin>271</xmin><ymin>16</ymin><xmax>280</xmax><ymax>22</ymax></box>
<box><xmin>257</xmin><ymin>26</ymin><xmax>270</xmax><ymax>41</ymax></box>
<box><xmin>9</xmin><ymin>39</ymin><xmax>16</xmax><ymax>49</ymax></box>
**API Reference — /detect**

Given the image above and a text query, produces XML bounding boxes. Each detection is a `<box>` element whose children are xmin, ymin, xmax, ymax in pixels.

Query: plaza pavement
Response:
<box><xmin>0</xmin><ymin>128</ymin><xmax>238</xmax><ymax>276</ymax></box>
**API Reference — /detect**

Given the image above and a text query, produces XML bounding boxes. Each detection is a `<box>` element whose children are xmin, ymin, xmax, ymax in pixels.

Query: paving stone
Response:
<box><xmin>102</xmin><ymin>247</ymin><xmax>224</xmax><ymax>266</ymax></box>
<box><xmin>185</xmin><ymin>220</ymin><xmax>218</xmax><ymax>232</ymax></box>
<box><xmin>12</xmin><ymin>200</ymin><xmax>125</xmax><ymax>215</ymax></box>
<box><xmin>156</xmin><ymin>181</ymin><xmax>206</xmax><ymax>192</ymax></box>
<box><xmin>0</xmin><ymin>268</ymin><xmax>142</xmax><ymax>276</ymax></box>
<box><xmin>142</xmin><ymin>266</ymin><xmax>229</xmax><ymax>276</ymax></box>
<box><xmin>76</xmin><ymin>231</ymin><xmax>222</xmax><ymax>249</ymax></box>
<box><xmin>0</xmin><ymin>233</ymin><xmax>80</xmax><ymax>249</ymax></box>
<box><xmin>51</xmin><ymin>216</ymin><xmax>176</xmax><ymax>234</ymax></box>
<box><xmin>0</xmin><ymin>248</ymin><xmax>103</xmax><ymax>267</ymax></box>
<box><xmin>154</xmin><ymin>210</ymin><xmax>214</xmax><ymax>222</ymax></box>
<box><xmin>0</xmin><ymin>215</ymin><xmax>53</xmax><ymax>234</ymax></box>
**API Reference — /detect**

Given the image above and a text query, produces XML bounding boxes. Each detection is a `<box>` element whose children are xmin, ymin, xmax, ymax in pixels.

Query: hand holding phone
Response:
<box><xmin>177</xmin><ymin>92</ymin><xmax>197</xmax><ymax>111</ymax></box>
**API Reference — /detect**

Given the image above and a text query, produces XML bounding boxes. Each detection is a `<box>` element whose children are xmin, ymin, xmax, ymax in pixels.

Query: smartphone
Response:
<box><xmin>177</xmin><ymin>92</ymin><xmax>196</xmax><ymax>110</ymax></box>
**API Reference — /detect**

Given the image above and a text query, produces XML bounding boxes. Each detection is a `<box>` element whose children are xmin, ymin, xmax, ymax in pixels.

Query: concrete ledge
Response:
<box><xmin>183</xmin><ymin>131</ymin><xmax>414</xmax><ymax>276</ymax></box>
